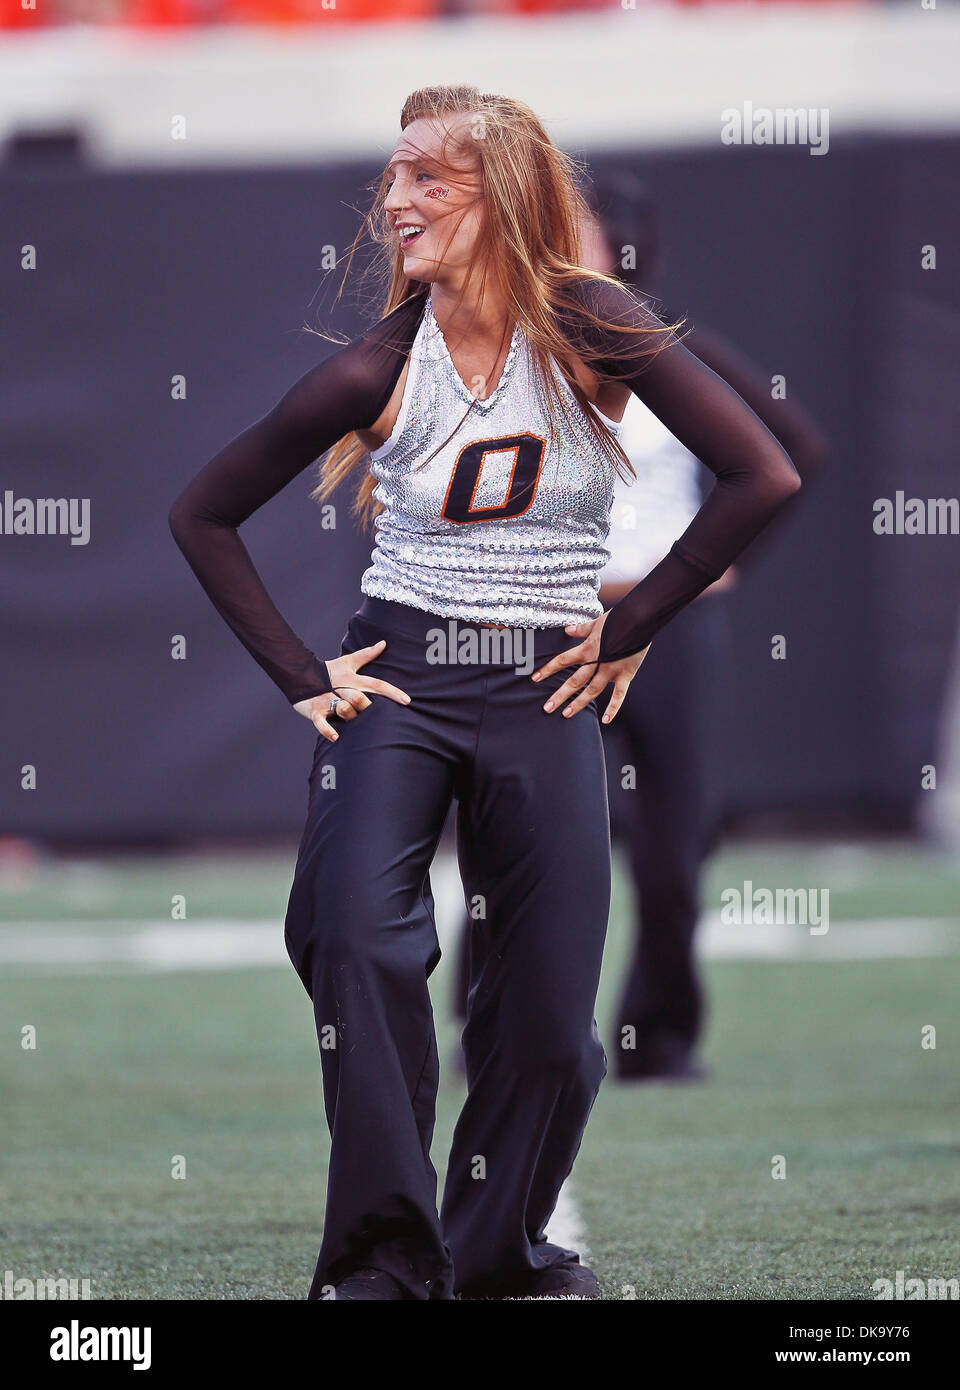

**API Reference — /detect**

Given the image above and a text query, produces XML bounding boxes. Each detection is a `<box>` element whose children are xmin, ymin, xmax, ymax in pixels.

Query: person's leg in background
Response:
<box><xmin>450</xmin><ymin>904</ymin><xmax>472</xmax><ymax>1066</ymax></box>
<box><xmin>604</xmin><ymin>595</ymin><xmax>731</xmax><ymax>1080</ymax></box>
<box><xmin>441</xmin><ymin>631</ymin><xmax>611</xmax><ymax>1297</ymax></box>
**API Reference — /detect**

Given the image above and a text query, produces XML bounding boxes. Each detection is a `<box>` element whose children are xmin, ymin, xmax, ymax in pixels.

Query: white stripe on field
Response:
<box><xmin>1</xmin><ymin>850</ymin><xmax>958</xmax><ymax>971</ymax></box>
<box><xmin>544</xmin><ymin>1182</ymin><xmax>589</xmax><ymax>1263</ymax></box>
<box><xmin>1</xmin><ymin>914</ymin><xmax>958</xmax><ymax>973</ymax></box>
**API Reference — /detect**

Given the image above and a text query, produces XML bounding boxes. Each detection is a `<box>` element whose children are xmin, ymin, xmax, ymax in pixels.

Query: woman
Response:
<box><xmin>168</xmin><ymin>84</ymin><xmax>801</xmax><ymax>1302</ymax></box>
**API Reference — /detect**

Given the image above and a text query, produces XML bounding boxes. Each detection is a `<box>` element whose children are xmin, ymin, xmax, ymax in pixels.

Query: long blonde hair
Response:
<box><xmin>310</xmin><ymin>84</ymin><xmax>685</xmax><ymax>529</ymax></box>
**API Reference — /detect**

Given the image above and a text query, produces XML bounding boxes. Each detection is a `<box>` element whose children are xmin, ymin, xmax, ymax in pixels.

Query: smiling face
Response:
<box><xmin>383</xmin><ymin>116</ymin><xmax>484</xmax><ymax>291</ymax></box>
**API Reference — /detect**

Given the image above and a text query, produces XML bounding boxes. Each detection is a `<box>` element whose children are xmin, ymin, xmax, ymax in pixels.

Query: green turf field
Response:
<box><xmin>1</xmin><ymin>842</ymin><xmax>958</xmax><ymax>1300</ymax></box>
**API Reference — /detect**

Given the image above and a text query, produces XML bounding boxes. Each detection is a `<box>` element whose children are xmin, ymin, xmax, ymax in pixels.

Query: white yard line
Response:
<box><xmin>697</xmin><ymin>913</ymin><xmax>960</xmax><ymax>960</ymax></box>
<box><xmin>0</xmin><ymin>845</ymin><xmax>957</xmax><ymax>971</ymax></box>
<box><xmin>0</xmin><ymin>921</ymin><xmax>288</xmax><ymax>972</ymax></box>
<box><xmin>2</xmin><ymin>846</ymin><xmax>958</xmax><ymax>971</ymax></box>
<box><xmin>1</xmin><ymin>913</ymin><xmax>958</xmax><ymax>973</ymax></box>
<box><xmin>544</xmin><ymin>1182</ymin><xmax>590</xmax><ymax>1264</ymax></box>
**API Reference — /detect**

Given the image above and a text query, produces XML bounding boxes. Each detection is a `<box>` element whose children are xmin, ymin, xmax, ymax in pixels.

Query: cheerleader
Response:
<box><xmin>169</xmin><ymin>84</ymin><xmax>801</xmax><ymax>1300</ymax></box>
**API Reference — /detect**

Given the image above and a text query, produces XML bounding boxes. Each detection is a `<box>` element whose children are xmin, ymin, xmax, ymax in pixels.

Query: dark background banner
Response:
<box><xmin>2</xmin><ymin>135</ymin><xmax>958</xmax><ymax>843</ymax></box>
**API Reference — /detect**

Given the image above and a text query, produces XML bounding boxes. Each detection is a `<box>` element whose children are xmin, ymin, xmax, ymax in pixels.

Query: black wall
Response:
<box><xmin>2</xmin><ymin>135</ymin><xmax>957</xmax><ymax>842</ymax></box>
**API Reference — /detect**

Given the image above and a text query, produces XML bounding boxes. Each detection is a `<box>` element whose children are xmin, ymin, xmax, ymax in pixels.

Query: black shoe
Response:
<box><xmin>518</xmin><ymin>1261</ymin><xmax>601</xmax><ymax>1300</ymax></box>
<box><xmin>460</xmin><ymin>1260</ymin><xmax>601</xmax><ymax>1301</ymax></box>
<box><xmin>332</xmin><ymin>1267</ymin><xmax>412</xmax><ymax>1300</ymax></box>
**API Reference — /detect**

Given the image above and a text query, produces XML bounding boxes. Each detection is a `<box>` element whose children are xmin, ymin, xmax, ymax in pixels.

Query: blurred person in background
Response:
<box><xmin>581</xmin><ymin>171</ymin><xmax>828</xmax><ymax>1080</ymax></box>
<box><xmin>169</xmin><ymin>87</ymin><xmax>802</xmax><ymax>1302</ymax></box>
<box><xmin>451</xmin><ymin>169</ymin><xmax>828</xmax><ymax>1083</ymax></box>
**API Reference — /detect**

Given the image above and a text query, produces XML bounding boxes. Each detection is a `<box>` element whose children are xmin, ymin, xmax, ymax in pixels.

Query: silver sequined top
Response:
<box><xmin>360</xmin><ymin>294</ymin><xmax>623</xmax><ymax>627</ymax></box>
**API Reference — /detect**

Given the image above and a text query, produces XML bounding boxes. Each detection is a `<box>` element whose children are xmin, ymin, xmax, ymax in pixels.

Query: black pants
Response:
<box><xmin>452</xmin><ymin>596</ymin><xmax>732</xmax><ymax>1069</ymax></box>
<box><xmin>283</xmin><ymin>596</ymin><xmax>611</xmax><ymax>1300</ymax></box>
<box><xmin>604</xmin><ymin>594</ymin><xmax>732</xmax><ymax>1070</ymax></box>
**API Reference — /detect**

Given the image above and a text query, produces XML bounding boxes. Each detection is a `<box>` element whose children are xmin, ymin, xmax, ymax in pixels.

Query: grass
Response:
<box><xmin>0</xmin><ymin>843</ymin><xmax>958</xmax><ymax>1300</ymax></box>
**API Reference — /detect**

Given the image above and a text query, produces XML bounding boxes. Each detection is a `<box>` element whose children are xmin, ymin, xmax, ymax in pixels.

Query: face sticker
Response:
<box><xmin>424</xmin><ymin>186</ymin><xmax>450</xmax><ymax>200</ymax></box>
